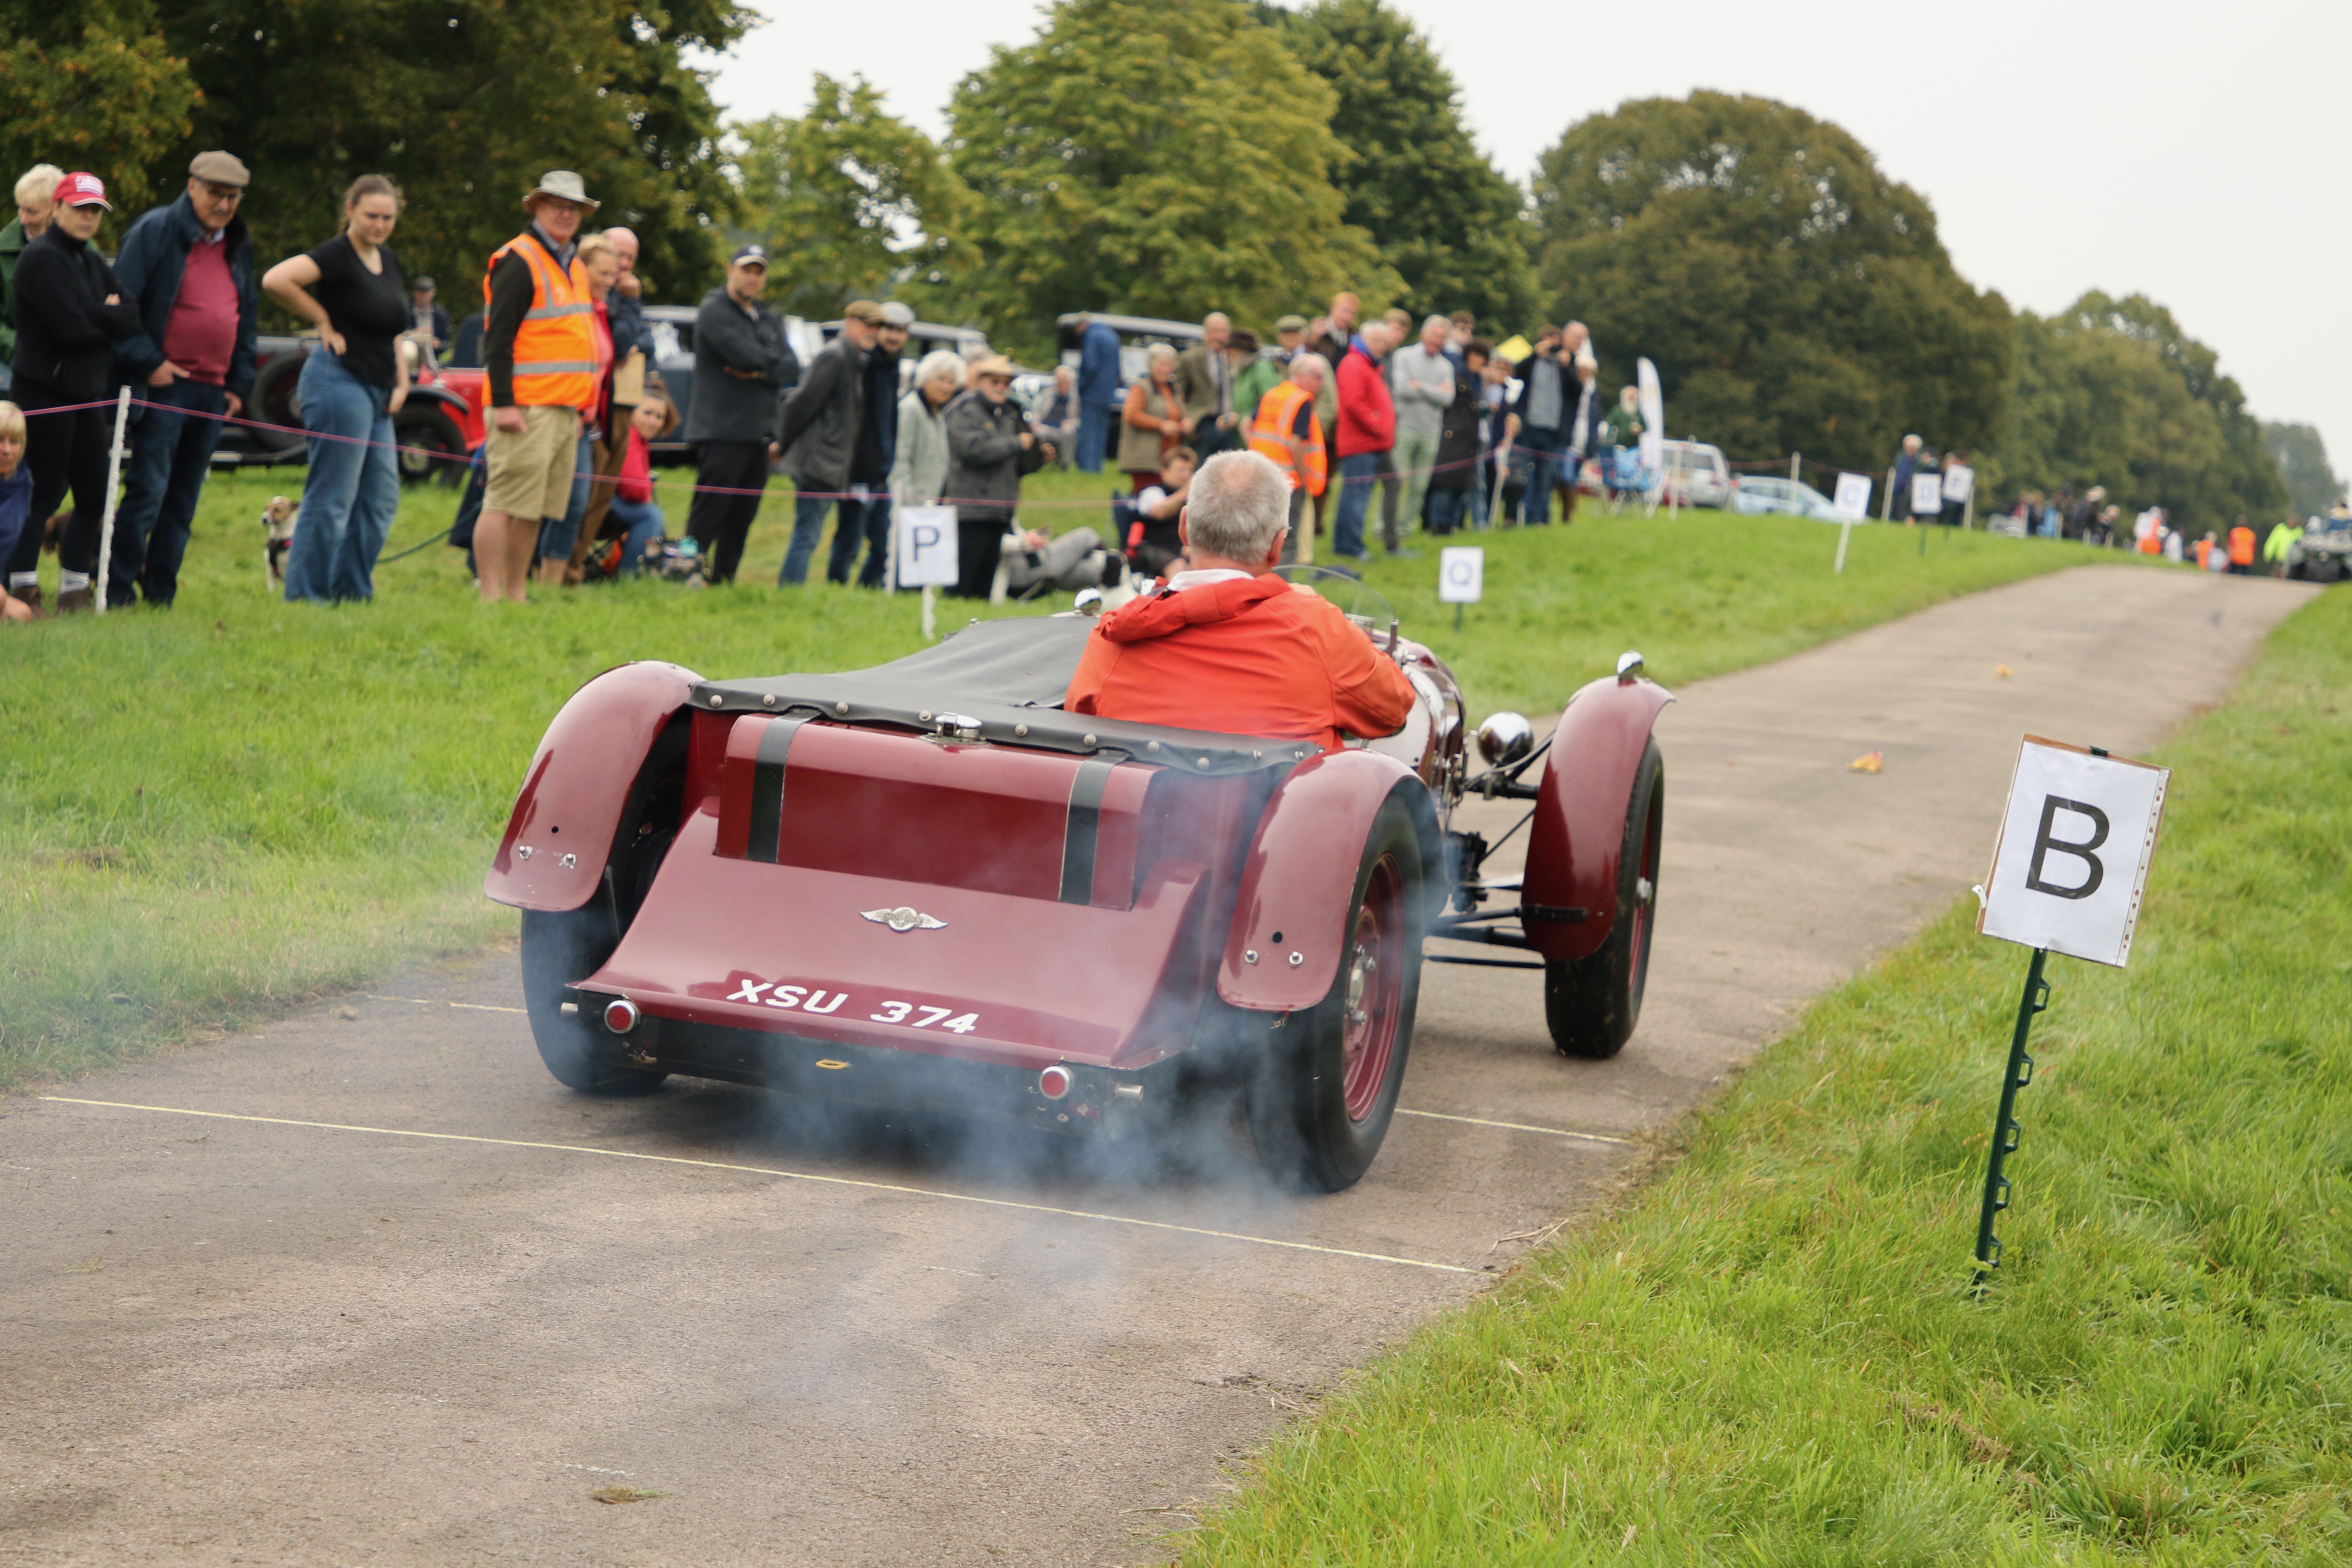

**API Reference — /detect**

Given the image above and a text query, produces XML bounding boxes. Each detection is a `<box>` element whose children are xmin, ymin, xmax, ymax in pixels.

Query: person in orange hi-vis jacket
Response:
<box><xmin>2226</xmin><ymin>520</ymin><xmax>2256</xmax><ymax>574</ymax></box>
<box><xmin>1067</xmin><ymin>451</ymin><xmax>1414</xmax><ymax>754</ymax></box>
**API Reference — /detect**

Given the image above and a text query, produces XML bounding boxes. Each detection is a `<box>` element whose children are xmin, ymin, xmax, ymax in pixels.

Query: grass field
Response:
<box><xmin>1173</xmin><ymin>589</ymin><xmax>2351</xmax><ymax>1563</ymax></box>
<box><xmin>3</xmin><ymin>462</ymin><xmax>2132</xmax><ymax>1089</ymax></box>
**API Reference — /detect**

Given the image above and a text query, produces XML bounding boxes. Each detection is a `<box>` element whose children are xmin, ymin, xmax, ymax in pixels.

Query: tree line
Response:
<box><xmin>3</xmin><ymin>0</ymin><xmax>2318</xmax><ymax>525</ymax></box>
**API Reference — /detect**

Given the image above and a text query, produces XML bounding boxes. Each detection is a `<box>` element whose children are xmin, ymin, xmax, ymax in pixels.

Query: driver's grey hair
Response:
<box><xmin>1185</xmin><ymin>451</ymin><xmax>1290</xmax><ymax>563</ymax></box>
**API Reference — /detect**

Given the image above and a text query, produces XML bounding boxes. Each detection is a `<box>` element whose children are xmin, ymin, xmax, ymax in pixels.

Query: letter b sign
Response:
<box><xmin>1979</xmin><ymin>739</ymin><xmax>2168</xmax><ymax>968</ymax></box>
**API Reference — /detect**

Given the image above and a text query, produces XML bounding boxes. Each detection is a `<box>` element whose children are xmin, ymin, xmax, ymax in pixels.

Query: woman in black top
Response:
<box><xmin>262</xmin><ymin>174</ymin><xmax>411</xmax><ymax>603</ymax></box>
<box><xmin>9</xmin><ymin>172</ymin><xmax>139</xmax><ymax>611</ymax></box>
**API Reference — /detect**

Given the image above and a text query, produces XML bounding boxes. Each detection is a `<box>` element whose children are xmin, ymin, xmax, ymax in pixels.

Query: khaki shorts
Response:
<box><xmin>484</xmin><ymin>404</ymin><xmax>582</xmax><ymax>521</ymax></box>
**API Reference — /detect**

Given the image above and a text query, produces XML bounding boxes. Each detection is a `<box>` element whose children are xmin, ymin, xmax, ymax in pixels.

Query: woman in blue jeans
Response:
<box><xmin>262</xmin><ymin>174</ymin><xmax>409</xmax><ymax>603</ymax></box>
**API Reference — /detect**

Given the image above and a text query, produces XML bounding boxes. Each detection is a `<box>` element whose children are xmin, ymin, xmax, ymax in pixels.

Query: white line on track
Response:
<box><xmin>367</xmin><ymin>995</ymin><xmax>527</xmax><ymax>1014</ymax></box>
<box><xmin>39</xmin><ymin>1097</ymin><xmax>1476</xmax><ymax>1275</ymax></box>
<box><xmin>1393</xmin><ymin>1109</ymin><xmax>1634</xmax><ymax>1145</ymax></box>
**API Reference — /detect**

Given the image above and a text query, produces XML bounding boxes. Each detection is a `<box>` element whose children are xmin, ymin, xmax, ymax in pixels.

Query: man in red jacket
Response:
<box><xmin>1330</xmin><ymin>320</ymin><xmax>1396</xmax><ymax>560</ymax></box>
<box><xmin>1067</xmin><ymin>451</ymin><xmax>1415</xmax><ymax>752</ymax></box>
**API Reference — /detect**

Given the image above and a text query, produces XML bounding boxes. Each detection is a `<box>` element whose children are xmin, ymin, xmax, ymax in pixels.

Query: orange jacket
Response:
<box><xmin>2227</xmin><ymin>525</ymin><xmax>2255</xmax><ymax>565</ymax></box>
<box><xmin>1249</xmin><ymin>380</ymin><xmax>1327</xmax><ymax>496</ymax></box>
<box><xmin>484</xmin><ymin>231</ymin><xmax>596</xmax><ymax>410</ymax></box>
<box><xmin>1066</xmin><ymin>574</ymin><xmax>1415</xmax><ymax>753</ymax></box>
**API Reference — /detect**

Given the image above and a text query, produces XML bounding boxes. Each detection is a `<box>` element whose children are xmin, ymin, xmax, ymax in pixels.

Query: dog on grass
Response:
<box><xmin>261</xmin><ymin>496</ymin><xmax>297</xmax><ymax>592</ymax></box>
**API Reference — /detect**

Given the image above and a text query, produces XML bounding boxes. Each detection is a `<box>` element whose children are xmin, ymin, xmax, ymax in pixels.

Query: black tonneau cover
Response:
<box><xmin>692</xmin><ymin>614</ymin><xmax>1314</xmax><ymax>775</ymax></box>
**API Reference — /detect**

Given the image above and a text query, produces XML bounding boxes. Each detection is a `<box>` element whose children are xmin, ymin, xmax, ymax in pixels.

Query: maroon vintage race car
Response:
<box><xmin>485</xmin><ymin>571</ymin><xmax>1672</xmax><ymax>1190</ymax></box>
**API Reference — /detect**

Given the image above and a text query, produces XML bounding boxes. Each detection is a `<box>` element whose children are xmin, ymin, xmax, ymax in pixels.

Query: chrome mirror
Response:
<box><xmin>1616</xmin><ymin>650</ymin><xmax>1645</xmax><ymax>682</ymax></box>
<box><xmin>1072</xmin><ymin>587</ymin><xmax>1105</xmax><ymax>617</ymax></box>
<box><xmin>1475</xmin><ymin>711</ymin><xmax>1534</xmax><ymax>766</ymax></box>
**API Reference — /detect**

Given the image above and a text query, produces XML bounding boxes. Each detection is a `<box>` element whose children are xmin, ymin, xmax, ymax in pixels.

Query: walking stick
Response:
<box><xmin>95</xmin><ymin>386</ymin><xmax>132</xmax><ymax>614</ymax></box>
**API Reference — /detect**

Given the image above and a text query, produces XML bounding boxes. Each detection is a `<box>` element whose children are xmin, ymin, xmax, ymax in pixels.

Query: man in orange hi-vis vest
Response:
<box><xmin>2226</xmin><ymin>519</ymin><xmax>2256</xmax><ymax>574</ymax></box>
<box><xmin>475</xmin><ymin>171</ymin><xmax>599</xmax><ymax>604</ymax></box>
<box><xmin>1247</xmin><ymin>352</ymin><xmax>1328</xmax><ymax>563</ymax></box>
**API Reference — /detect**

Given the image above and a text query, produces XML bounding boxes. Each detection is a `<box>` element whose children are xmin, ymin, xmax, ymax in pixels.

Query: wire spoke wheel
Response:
<box><xmin>1340</xmin><ymin>857</ymin><xmax>1406</xmax><ymax>1123</ymax></box>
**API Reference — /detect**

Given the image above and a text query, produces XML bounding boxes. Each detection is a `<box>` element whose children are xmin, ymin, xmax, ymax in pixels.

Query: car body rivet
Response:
<box><xmin>1146</xmin><ymin>740</ymin><xmax>1160</xmax><ymax>752</ymax></box>
<box><xmin>559</xmin><ymin>853</ymin><xmax>576</xmax><ymax>870</ymax></box>
<box><xmin>835</xmin><ymin>701</ymin><xmax>850</xmax><ymax>715</ymax></box>
<box><xmin>1288</xmin><ymin>952</ymin><xmax>1305</xmax><ymax>967</ymax></box>
<box><xmin>919</xmin><ymin>710</ymin><xmax>932</xmax><ymax>722</ymax></box>
<box><xmin>1014</xmin><ymin>723</ymin><xmax>1029</xmax><ymax>737</ymax></box>
<box><xmin>1244</xmin><ymin>949</ymin><xmax>1259</xmax><ymax>965</ymax></box>
<box><xmin>516</xmin><ymin>845</ymin><xmax>533</xmax><ymax>859</ymax></box>
<box><xmin>708</xmin><ymin>693</ymin><xmax>724</xmax><ymax>707</ymax></box>
<box><xmin>1082</xmin><ymin>734</ymin><xmax>1097</xmax><ymax>747</ymax></box>
<box><xmin>1252</xmin><ymin>750</ymin><xmax>1263</xmax><ymax>761</ymax></box>
<box><xmin>1196</xmin><ymin>756</ymin><xmax>1210</xmax><ymax>769</ymax></box>
<box><xmin>761</xmin><ymin>694</ymin><xmax>777</xmax><ymax>708</ymax></box>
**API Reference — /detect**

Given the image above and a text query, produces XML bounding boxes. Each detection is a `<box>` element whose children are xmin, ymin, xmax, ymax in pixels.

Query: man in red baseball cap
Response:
<box><xmin>7</xmin><ymin>171</ymin><xmax>138</xmax><ymax>611</ymax></box>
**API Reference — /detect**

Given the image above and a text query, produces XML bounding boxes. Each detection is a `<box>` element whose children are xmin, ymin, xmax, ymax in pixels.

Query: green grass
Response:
<box><xmin>1174</xmin><ymin>590</ymin><xmax>2352</xmax><ymax>1563</ymax></box>
<box><xmin>2</xmin><ymin>464</ymin><xmax>2127</xmax><ymax>1088</ymax></box>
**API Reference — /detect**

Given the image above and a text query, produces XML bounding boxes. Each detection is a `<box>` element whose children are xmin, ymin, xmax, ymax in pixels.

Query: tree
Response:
<box><xmin>1265</xmin><ymin>0</ymin><xmax>1533</xmax><ymax>330</ymax></box>
<box><xmin>1530</xmin><ymin>92</ymin><xmax>2010</xmax><ymax>472</ymax></box>
<box><xmin>152</xmin><ymin>0</ymin><xmax>749</xmax><ymax>313</ymax></box>
<box><xmin>1992</xmin><ymin>293</ymin><xmax>2289</xmax><ymax>529</ymax></box>
<box><xmin>946</xmin><ymin>0</ymin><xmax>1395</xmax><ymax>364</ymax></box>
<box><xmin>2263</xmin><ymin>422</ymin><xmax>2342</xmax><ymax>518</ymax></box>
<box><xmin>0</xmin><ymin>0</ymin><xmax>198</xmax><ymax>219</ymax></box>
<box><xmin>735</xmin><ymin>75</ymin><xmax>974</xmax><ymax>322</ymax></box>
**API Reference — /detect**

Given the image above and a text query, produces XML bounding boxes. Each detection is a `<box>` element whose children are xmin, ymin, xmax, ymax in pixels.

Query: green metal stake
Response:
<box><xmin>1454</xmin><ymin>601</ymin><xmax>1464</xmax><ymax>632</ymax></box>
<box><xmin>1973</xmin><ymin>946</ymin><xmax>2049</xmax><ymax>1289</ymax></box>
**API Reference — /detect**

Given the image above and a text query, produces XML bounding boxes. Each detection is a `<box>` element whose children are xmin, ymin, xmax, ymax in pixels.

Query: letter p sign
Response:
<box><xmin>1979</xmin><ymin>738</ymin><xmax>2168</xmax><ymax>967</ymax></box>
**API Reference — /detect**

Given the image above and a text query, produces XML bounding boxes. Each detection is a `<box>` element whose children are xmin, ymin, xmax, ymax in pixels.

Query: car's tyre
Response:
<box><xmin>521</xmin><ymin>907</ymin><xmax>667</xmax><ymax>1095</ymax></box>
<box><xmin>1247</xmin><ymin>792</ymin><xmax>1425</xmax><ymax>1192</ymax></box>
<box><xmin>517</xmin><ymin>720</ymin><xmax>690</xmax><ymax>1096</ymax></box>
<box><xmin>1544</xmin><ymin>737</ymin><xmax>1663</xmax><ymax>1060</ymax></box>
<box><xmin>247</xmin><ymin>351</ymin><xmax>309</xmax><ymax>458</ymax></box>
<box><xmin>393</xmin><ymin>404</ymin><xmax>468</xmax><ymax>487</ymax></box>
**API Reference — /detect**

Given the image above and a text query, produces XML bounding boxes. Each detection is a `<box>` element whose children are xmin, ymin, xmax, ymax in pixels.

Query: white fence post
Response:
<box><xmin>93</xmin><ymin>386</ymin><xmax>132</xmax><ymax>615</ymax></box>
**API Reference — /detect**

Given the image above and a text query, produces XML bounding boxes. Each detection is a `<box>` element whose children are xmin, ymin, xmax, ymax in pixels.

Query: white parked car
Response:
<box><xmin>1658</xmin><ymin>440</ymin><xmax>1730</xmax><ymax>508</ymax></box>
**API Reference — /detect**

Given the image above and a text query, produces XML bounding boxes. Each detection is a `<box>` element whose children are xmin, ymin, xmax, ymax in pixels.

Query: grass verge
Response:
<box><xmin>1174</xmin><ymin>588</ymin><xmax>2351</xmax><ymax>1562</ymax></box>
<box><xmin>4</xmin><ymin>465</ymin><xmax>2128</xmax><ymax>1088</ymax></box>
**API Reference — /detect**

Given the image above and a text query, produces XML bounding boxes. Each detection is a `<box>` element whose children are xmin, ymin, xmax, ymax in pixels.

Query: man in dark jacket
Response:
<box><xmin>824</xmin><ymin>300</ymin><xmax>908</xmax><ymax>587</ymax></box>
<box><xmin>943</xmin><ymin>355</ymin><xmax>1044</xmax><ymax>597</ymax></box>
<box><xmin>774</xmin><ymin>298</ymin><xmax>880</xmax><ymax>586</ymax></box>
<box><xmin>1074</xmin><ymin>312</ymin><xmax>1121</xmax><ymax>472</ymax></box>
<box><xmin>10</xmin><ymin>172</ymin><xmax>141</xmax><ymax>610</ymax></box>
<box><xmin>682</xmin><ymin>245</ymin><xmax>799</xmax><ymax>585</ymax></box>
<box><xmin>106</xmin><ymin>150</ymin><xmax>260</xmax><ymax>607</ymax></box>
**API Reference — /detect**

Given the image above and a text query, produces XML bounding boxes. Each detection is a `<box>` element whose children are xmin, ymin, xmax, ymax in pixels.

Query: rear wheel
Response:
<box><xmin>518</xmin><ymin>721</ymin><xmax>689</xmax><ymax>1095</ymax></box>
<box><xmin>1247</xmin><ymin>793</ymin><xmax>1424</xmax><ymax>1191</ymax></box>
<box><xmin>247</xmin><ymin>352</ymin><xmax>309</xmax><ymax>461</ymax></box>
<box><xmin>1544</xmin><ymin>738</ymin><xmax>1663</xmax><ymax>1059</ymax></box>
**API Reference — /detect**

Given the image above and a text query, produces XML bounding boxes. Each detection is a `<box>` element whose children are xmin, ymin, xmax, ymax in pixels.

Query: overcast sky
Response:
<box><xmin>708</xmin><ymin>0</ymin><xmax>2352</xmax><ymax>483</ymax></box>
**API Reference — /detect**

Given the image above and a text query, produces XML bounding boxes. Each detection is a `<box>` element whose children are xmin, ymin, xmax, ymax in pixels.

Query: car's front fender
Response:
<box><xmin>485</xmin><ymin>661</ymin><xmax>701</xmax><ymax>912</ymax></box>
<box><xmin>1217</xmin><ymin>750</ymin><xmax>1439</xmax><ymax>1013</ymax></box>
<box><xmin>1520</xmin><ymin>674</ymin><xmax>1674</xmax><ymax>962</ymax></box>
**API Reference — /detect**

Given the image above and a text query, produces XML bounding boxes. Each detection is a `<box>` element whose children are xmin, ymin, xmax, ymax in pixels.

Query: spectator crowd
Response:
<box><xmin>0</xmin><ymin>153</ymin><xmax>2326</xmax><ymax>626</ymax></box>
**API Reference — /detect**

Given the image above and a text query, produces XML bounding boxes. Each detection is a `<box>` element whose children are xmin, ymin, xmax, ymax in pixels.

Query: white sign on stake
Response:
<box><xmin>1977</xmin><ymin>736</ymin><xmax>2170</xmax><ymax>967</ymax></box>
<box><xmin>1911</xmin><ymin>473</ymin><xmax>1945</xmax><ymax>518</ymax></box>
<box><xmin>1942</xmin><ymin>463</ymin><xmax>1975</xmax><ymax>504</ymax></box>
<box><xmin>1833</xmin><ymin>472</ymin><xmax>1873</xmax><ymax>521</ymax></box>
<box><xmin>895</xmin><ymin>505</ymin><xmax>959</xmax><ymax>588</ymax></box>
<box><xmin>1438</xmin><ymin>545</ymin><xmax>1485</xmax><ymax>603</ymax></box>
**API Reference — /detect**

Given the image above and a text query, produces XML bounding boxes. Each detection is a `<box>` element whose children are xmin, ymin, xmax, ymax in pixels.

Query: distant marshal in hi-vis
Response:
<box><xmin>1977</xmin><ymin>736</ymin><xmax>2170</xmax><ymax>968</ymax></box>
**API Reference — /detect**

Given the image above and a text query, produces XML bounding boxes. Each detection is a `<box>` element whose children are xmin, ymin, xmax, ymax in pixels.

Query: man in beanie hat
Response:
<box><xmin>103</xmin><ymin>150</ymin><xmax>260</xmax><ymax>606</ymax></box>
<box><xmin>475</xmin><ymin>170</ymin><xmax>599</xmax><ymax>602</ymax></box>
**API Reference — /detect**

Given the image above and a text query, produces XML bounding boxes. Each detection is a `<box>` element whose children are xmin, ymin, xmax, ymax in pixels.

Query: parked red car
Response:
<box><xmin>484</xmin><ymin>573</ymin><xmax>1671</xmax><ymax>1190</ymax></box>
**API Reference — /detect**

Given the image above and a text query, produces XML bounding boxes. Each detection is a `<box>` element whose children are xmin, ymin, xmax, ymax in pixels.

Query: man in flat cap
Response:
<box><xmin>106</xmin><ymin>150</ymin><xmax>260</xmax><ymax>606</ymax></box>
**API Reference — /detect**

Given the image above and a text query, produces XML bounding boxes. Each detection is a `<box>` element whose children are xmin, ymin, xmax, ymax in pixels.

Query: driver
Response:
<box><xmin>1066</xmin><ymin>451</ymin><xmax>1414</xmax><ymax>753</ymax></box>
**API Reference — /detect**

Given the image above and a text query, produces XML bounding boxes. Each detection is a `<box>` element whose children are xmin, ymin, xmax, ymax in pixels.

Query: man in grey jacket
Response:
<box><xmin>1386</xmin><ymin>314</ymin><xmax>1455</xmax><ymax>549</ymax></box>
<box><xmin>774</xmin><ymin>299</ymin><xmax>882</xmax><ymax>586</ymax></box>
<box><xmin>683</xmin><ymin>245</ymin><xmax>799</xmax><ymax>584</ymax></box>
<box><xmin>943</xmin><ymin>355</ymin><xmax>1043</xmax><ymax>597</ymax></box>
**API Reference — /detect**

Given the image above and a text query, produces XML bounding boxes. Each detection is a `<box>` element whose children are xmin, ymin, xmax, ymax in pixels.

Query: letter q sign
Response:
<box><xmin>1978</xmin><ymin>736</ymin><xmax>2169</xmax><ymax>967</ymax></box>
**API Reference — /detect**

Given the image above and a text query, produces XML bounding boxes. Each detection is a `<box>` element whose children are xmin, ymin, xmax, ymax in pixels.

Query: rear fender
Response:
<box><xmin>1217</xmin><ymin>750</ymin><xmax>1439</xmax><ymax>1012</ymax></box>
<box><xmin>485</xmin><ymin>661</ymin><xmax>701</xmax><ymax>912</ymax></box>
<box><xmin>1521</xmin><ymin>674</ymin><xmax>1674</xmax><ymax>961</ymax></box>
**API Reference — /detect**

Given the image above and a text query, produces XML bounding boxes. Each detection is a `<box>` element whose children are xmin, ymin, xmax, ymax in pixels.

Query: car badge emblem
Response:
<box><xmin>863</xmin><ymin>906</ymin><xmax>946</xmax><ymax>932</ymax></box>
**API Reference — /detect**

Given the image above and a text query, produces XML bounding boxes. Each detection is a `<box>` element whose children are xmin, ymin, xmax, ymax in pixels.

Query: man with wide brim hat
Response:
<box><xmin>474</xmin><ymin>171</ymin><xmax>601</xmax><ymax>603</ymax></box>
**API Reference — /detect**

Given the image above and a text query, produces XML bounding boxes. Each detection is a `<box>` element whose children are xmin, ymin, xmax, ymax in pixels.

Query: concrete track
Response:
<box><xmin>2</xmin><ymin>566</ymin><xmax>2315</xmax><ymax>1565</ymax></box>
